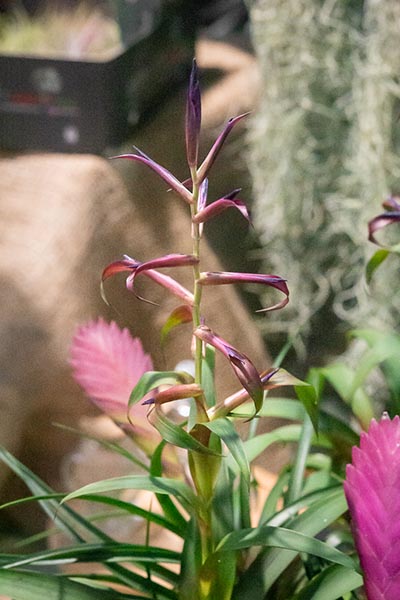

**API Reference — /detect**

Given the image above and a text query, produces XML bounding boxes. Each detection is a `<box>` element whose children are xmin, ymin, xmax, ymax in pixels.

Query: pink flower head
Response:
<box><xmin>344</xmin><ymin>414</ymin><xmax>400</xmax><ymax>600</ymax></box>
<box><xmin>70</xmin><ymin>319</ymin><xmax>153</xmax><ymax>429</ymax></box>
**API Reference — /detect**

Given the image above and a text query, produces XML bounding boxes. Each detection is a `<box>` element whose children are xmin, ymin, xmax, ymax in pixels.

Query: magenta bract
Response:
<box><xmin>112</xmin><ymin>152</ymin><xmax>193</xmax><ymax>204</ymax></box>
<box><xmin>344</xmin><ymin>414</ymin><xmax>400</xmax><ymax>600</ymax></box>
<box><xmin>199</xmin><ymin>271</ymin><xmax>289</xmax><ymax>311</ymax></box>
<box><xmin>126</xmin><ymin>253</ymin><xmax>199</xmax><ymax>304</ymax></box>
<box><xmin>70</xmin><ymin>318</ymin><xmax>153</xmax><ymax>429</ymax></box>
<box><xmin>197</xmin><ymin>113</ymin><xmax>249</xmax><ymax>184</ymax></box>
<box><xmin>194</xmin><ymin>325</ymin><xmax>263</xmax><ymax>412</ymax></box>
<box><xmin>102</xmin><ymin>256</ymin><xmax>195</xmax><ymax>306</ymax></box>
<box><xmin>193</xmin><ymin>196</ymin><xmax>251</xmax><ymax>225</ymax></box>
<box><xmin>368</xmin><ymin>212</ymin><xmax>400</xmax><ymax>245</ymax></box>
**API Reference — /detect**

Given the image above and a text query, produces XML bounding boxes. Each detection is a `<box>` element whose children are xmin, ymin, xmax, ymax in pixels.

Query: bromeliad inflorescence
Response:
<box><xmin>96</xmin><ymin>59</ymin><xmax>292</xmax><ymax>443</ymax></box>
<box><xmin>70</xmin><ymin>60</ymin><xmax>297</xmax><ymax>596</ymax></box>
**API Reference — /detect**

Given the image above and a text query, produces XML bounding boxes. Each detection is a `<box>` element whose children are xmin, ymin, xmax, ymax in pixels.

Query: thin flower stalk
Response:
<box><xmin>83</xmin><ymin>59</ymin><xmax>292</xmax><ymax>597</ymax></box>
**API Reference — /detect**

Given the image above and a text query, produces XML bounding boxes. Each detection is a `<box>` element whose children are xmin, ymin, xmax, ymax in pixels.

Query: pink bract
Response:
<box><xmin>344</xmin><ymin>414</ymin><xmax>400</xmax><ymax>600</ymax></box>
<box><xmin>70</xmin><ymin>318</ymin><xmax>153</xmax><ymax>425</ymax></box>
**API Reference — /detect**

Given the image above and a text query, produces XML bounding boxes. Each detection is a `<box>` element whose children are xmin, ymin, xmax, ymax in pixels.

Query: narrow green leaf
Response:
<box><xmin>257</xmin><ymin>398</ymin><xmax>306</xmax><ymax>420</ymax></box>
<box><xmin>179</xmin><ymin>517</ymin><xmax>203</xmax><ymax>600</ymax></box>
<box><xmin>217</xmin><ymin>525</ymin><xmax>356</xmax><ymax>570</ymax></box>
<box><xmin>264</xmin><ymin>486</ymin><xmax>343</xmax><ymax>529</ymax></box>
<box><xmin>62</xmin><ymin>475</ymin><xmax>200</xmax><ymax>515</ymax></box>
<box><xmin>2</xmin><ymin>543</ymin><xmax>180</xmax><ymax>570</ymax></box>
<box><xmin>0</xmin><ymin>570</ymin><xmax>129</xmax><ymax>600</ymax></box>
<box><xmin>295</xmin><ymin>384</ymin><xmax>319</xmax><ymax>434</ymax></box>
<box><xmin>129</xmin><ymin>371</ymin><xmax>192</xmax><ymax>409</ymax></box>
<box><xmin>202</xmin><ymin>344</ymin><xmax>216</xmax><ymax>407</ymax></box>
<box><xmin>54</xmin><ymin>423</ymin><xmax>149</xmax><ymax>471</ymax></box>
<box><xmin>0</xmin><ymin>447</ymin><xmax>173</xmax><ymax>593</ymax></box>
<box><xmin>150</xmin><ymin>405</ymin><xmax>219</xmax><ymax>455</ymax></box>
<box><xmin>212</xmin><ymin>462</ymin><xmax>235</xmax><ymax>540</ymax></box>
<box><xmin>200</xmin><ymin>549</ymin><xmax>237</xmax><ymax>600</ymax></box>
<box><xmin>287</xmin><ymin>414</ymin><xmax>314</xmax><ymax>504</ymax></box>
<box><xmin>205</xmin><ymin>418</ymin><xmax>250</xmax><ymax>486</ymax></box>
<box><xmin>75</xmin><ymin>494</ymin><xmax>183</xmax><ymax>538</ymax></box>
<box><xmin>228</xmin><ymin>426</ymin><xmax>331</xmax><ymax>475</ymax></box>
<box><xmin>161</xmin><ymin>305</ymin><xmax>192</xmax><ymax>345</ymax></box>
<box><xmin>233</xmin><ymin>487</ymin><xmax>349</xmax><ymax>598</ymax></box>
<box><xmin>366</xmin><ymin>248</ymin><xmax>389</xmax><ymax>283</ymax></box>
<box><xmin>320</xmin><ymin>363</ymin><xmax>374</xmax><ymax>428</ymax></box>
<box><xmin>258</xmin><ymin>470</ymin><xmax>291</xmax><ymax>525</ymax></box>
<box><xmin>150</xmin><ymin>441</ymin><xmax>188</xmax><ymax>532</ymax></box>
<box><xmin>292</xmin><ymin>563</ymin><xmax>363</xmax><ymax>599</ymax></box>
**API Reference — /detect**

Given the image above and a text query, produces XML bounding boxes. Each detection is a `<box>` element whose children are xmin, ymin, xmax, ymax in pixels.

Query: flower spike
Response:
<box><xmin>111</xmin><ymin>151</ymin><xmax>193</xmax><ymax>204</ymax></box>
<box><xmin>199</xmin><ymin>271</ymin><xmax>289</xmax><ymax>312</ymax></box>
<box><xmin>344</xmin><ymin>414</ymin><xmax>400</xmax><ymax>600</ymax></box>
<box><xmin>194</xmin><ymin>325</ymin><xmax>263</xmax><ymax>413</ymax></box>
<box><xmin>185</xmin><ymin>58</ymin><xmax>202</xmax><ymax>169</ymax></box>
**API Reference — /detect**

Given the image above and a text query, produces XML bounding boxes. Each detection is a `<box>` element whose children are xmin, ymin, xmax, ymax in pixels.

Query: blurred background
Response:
<box><xmin>1</xmin><ymin>0</ymin><xmax>400</xmax><ymax>548</ymax></box>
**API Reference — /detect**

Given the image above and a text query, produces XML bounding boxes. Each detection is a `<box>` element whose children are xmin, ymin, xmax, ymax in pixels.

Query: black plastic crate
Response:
<box><xmin>0</xmin><ymin>2</ymin><xmax>193</xmax><ymax>153</ymax></box>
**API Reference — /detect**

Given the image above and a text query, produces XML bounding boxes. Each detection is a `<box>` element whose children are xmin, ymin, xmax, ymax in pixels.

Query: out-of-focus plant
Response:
<box><xmin>247</xmin><ymin>0</ymin><xmax>400</xmax><ymax>359</ymax></box>
<box><xmin>0</xmin><ymin>5</ymin><xmax>121</xmax><ymax>59</ymax></box>
<box><xmin>0</xmin><ymin>60</ymin><xmax>382</xmax><ymax>600</ymax></box>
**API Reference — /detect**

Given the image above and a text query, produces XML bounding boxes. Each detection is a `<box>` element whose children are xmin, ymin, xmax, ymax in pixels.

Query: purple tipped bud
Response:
<box><xmin>185</xmin><ymin>59</ymin><xmax>202</xmax><ymax>169</ymax></box>
<box><xmin>197</xmin><ymin>113</ymin><xmax>249</xmax><ymax>183</ymax></box>
<box><xmin>199</xmin><ymin>271</ymin><xmax>289</xmax><ymax>311</ymax></box>
<box><xmin>344</xmin><ymin>414</ymin><xmax>400</xmax><ymax>600</ymax></box>
<box><xmin>383</xmin><ymin>195</ymin><xmax>400</xmax><ymax>211</ymax></box>
<box><xmin>194</xmin><ymin>325</ymin><xmax>263</xmax><ymax>413</ymax></box>
<box><xmin>368</xmin><ymin>212</ymin><xmax>400</xmax><ymax>245</ymax></box>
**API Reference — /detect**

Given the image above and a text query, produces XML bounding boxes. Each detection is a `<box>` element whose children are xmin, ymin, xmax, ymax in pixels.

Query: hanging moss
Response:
<box><xmin>248</xmin><ymin>0</ymin><xmax>400</xmax><ymax>359</ymax></box>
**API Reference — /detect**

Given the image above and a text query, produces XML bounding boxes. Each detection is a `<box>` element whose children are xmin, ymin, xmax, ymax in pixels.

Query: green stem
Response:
<box><xmin>188</xmin><ymin>168</ymin><xmax>218</xmax><ymax>582</ymax></box>
<box><xmin>287</xmin><ymin>413</ymin><xmax>313</xmax><ymax>505</ymax></box>
<box><xmin>190</xmin><ymin>167</ymin><xmax>204</xmax><ymax>396</ymax></box>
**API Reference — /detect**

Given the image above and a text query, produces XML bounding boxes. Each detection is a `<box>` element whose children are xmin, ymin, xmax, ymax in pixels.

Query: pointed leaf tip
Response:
<box><xmin>197</xmin><ymin>113</ymin><xmax>249</xmax><ymax>182</ymax></box>
<box><xmin>199</xmin><ymin>271</ymin><xmax>289</xmax><ymax>311</ymax></box>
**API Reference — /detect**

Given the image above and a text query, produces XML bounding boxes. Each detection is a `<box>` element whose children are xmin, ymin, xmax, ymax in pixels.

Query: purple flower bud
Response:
<box><xmin>199</xmin><ymin>271</ymin><xmax>289</xmax><ymax>311</ymax></box>
<box><xmin>368</xmin><ymin>212</ymin><xmax>400</xmax><ymax>245</ymax></box>
<box><xmin>194</xmin><ymin>325</ymin><xmax>263</xmax><ymax>413</ymax></box>
<box><xmin>197</xmin><ymin>113</ymin><xmax>249</xmax><ymax>183</ymax></box>
<box><xmin>185</xmin><ymin>59</ymin><xmax>202</xmax><ymax>169</ymax></box>
<box><xmin>111</xmin><ymin>151</ymin><xmax>193</xmax><ymax>204</ymax></box>
<box><xmin>193</xmin><ymin>194</ymin><xmax>251</xmax><ymax>225</ymax></box>
<box><xmin>383</xmin><ymin>195</ymin><xmax>400</xmax><ymax>211</ymax></box>
<box><xmin>344</xmin><ymin>414</ymin><xmax>400</xmax><ymax>600</ymax></box>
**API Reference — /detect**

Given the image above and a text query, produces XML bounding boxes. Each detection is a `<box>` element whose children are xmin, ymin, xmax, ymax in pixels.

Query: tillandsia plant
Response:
<box><xmin>0</xmin><ymin>61</ymin><xmax>369</xmax><ymax>600</ymax></box>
